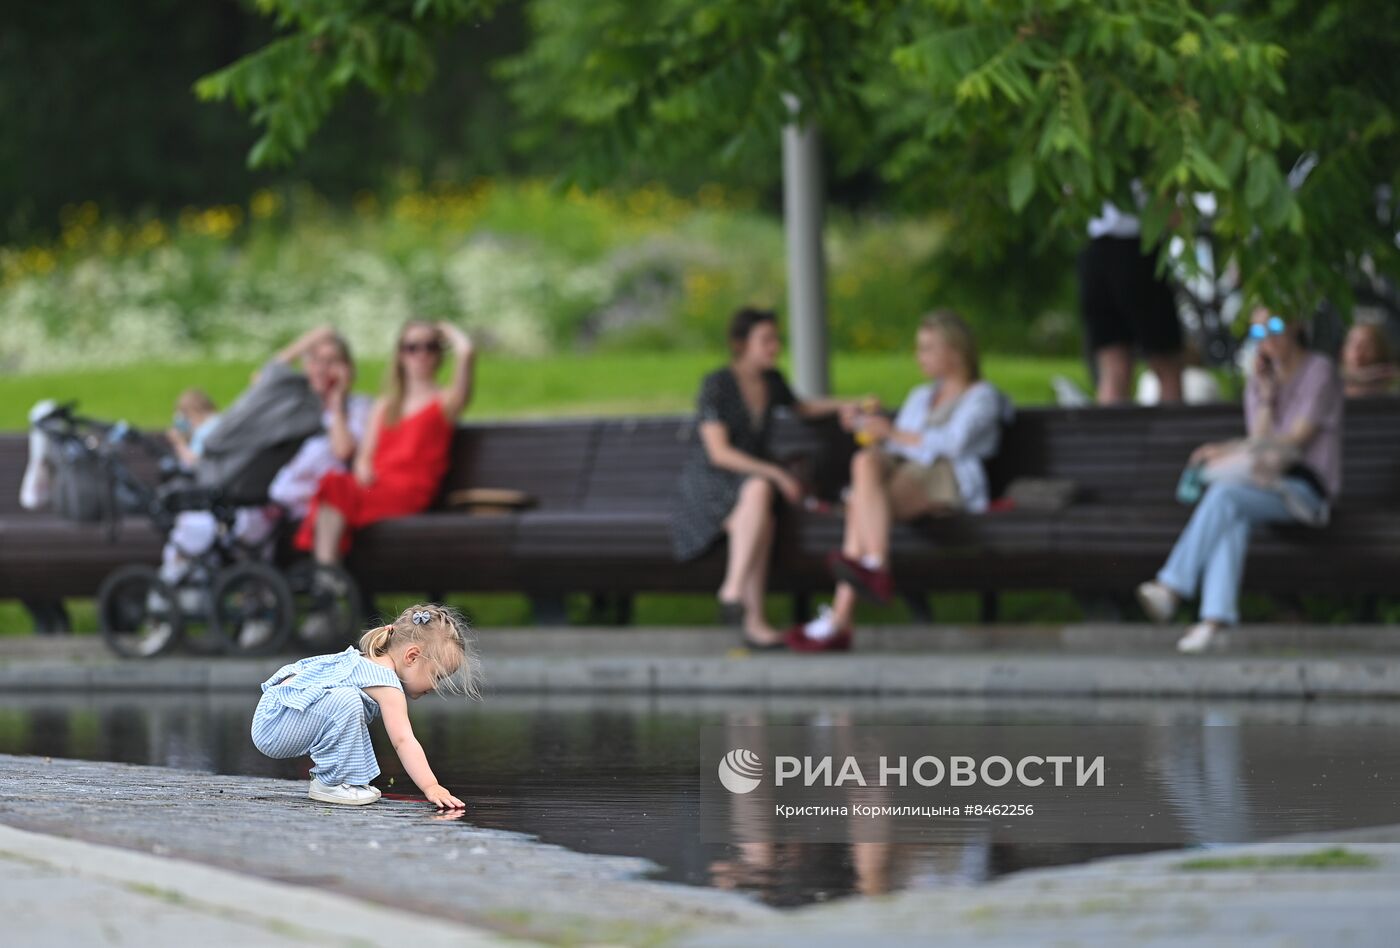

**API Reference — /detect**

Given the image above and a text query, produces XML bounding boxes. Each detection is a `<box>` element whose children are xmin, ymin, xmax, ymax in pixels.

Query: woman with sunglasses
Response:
<box><xmin>1137</xmin><ymin>306</ymin><xmax>1343</xmax><ymax>652</ymax></box>
<box><xmin>295</xmin><ymin>319</ymin><xmax>475</xmax><ymax>569</ymax></box>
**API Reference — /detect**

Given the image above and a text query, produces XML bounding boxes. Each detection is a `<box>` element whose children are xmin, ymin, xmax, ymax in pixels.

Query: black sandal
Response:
<box><xmin>740</xmin><ymin>633</ymin><xmax>789</xmax><ymax>652</ymax></box>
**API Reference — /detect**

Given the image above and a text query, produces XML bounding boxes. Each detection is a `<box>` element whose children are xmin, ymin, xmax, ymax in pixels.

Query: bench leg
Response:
<box><xmin>1077</xmin><ymin>592</ymin><xmax>1128</xmax><ymax>621</ymax></box>
<box><xmin>900</xmin><ymin>591</ymin><xmax>934</xmax><ymax>624</ymax></box>
<box><xmin>529</xmin><ymin>594</ymin><xmax>571</xmax><ymax>627</ymax></box>
<box><xmin>979</xmin><ymin>591</ymin><xmax>1000</xmax><ymax>624</ymax></box>
<box><xmin>23</xmin><ymin>598</ymin><xmax>71</xmax><ymax>636</ymax></box>
<box><xmin>585</xmin><ymin>592</ymin><xmax>632</xmax><ymax>625</ymax></box>
<box><xmin>355</xmin><ymin>581</ymin><xmax>385</xmax><ymax>627</ymax></box>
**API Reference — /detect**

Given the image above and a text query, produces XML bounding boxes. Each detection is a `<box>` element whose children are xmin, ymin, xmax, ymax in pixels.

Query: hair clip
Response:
<box><xmin>412</xmin><ymin>610</ymin><xmax>432</xmax><ymax>625</ymax></box>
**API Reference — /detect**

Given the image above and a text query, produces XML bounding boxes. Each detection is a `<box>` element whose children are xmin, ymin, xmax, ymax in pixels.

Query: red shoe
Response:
<box><xmin>784</xmin><ymin>608</ymin><xmax>853</xmax><ymax>653</ymax></box>
<box><xmin>825</xmin><ymin>550</ymin><xmax>895</xmax><ymax>604</ymax></box>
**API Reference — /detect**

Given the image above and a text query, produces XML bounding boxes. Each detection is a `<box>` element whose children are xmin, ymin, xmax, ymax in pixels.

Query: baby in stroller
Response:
<box><xmin>151</xmin><ymin>329</ymin><xmax>372</xmax><ymax>655</ymax></box>
<box><xmin>28</xmin><ymin>327</ymin><xmax>372</xmax><ymax>658</ymax></box>
<box><xmin>155</xmin><ymin>329</ymin><xmax>372</xmax><ymax>655</ymax></box>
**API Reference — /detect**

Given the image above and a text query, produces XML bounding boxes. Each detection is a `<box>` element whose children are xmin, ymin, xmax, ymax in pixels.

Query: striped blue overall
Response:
<box><xmin>251</xmin><ymin>647</ymin><xmax>403</xmax><ymax>786</ymax></box>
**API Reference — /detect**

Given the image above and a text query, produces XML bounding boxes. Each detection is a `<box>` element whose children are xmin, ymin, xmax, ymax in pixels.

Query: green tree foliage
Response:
<box><xmin>206</xmin><ymin>0</ymin><xmax>1400</xmax><ymax>314</ymax></box>
<box><xmin>1</xmin><ymin>0</ymin><xmax>526</xmax><ymax>241</ymax></box>
<box><xmin>195</xmin><ymin>0</ymin><xmax>502</xmax><ymax>167</ymax></box>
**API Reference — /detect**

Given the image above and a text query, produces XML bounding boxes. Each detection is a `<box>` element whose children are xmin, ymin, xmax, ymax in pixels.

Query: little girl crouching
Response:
<box><xmin>251</xmin><ymin>604</ymin><xmax>481</xmax><ymax>808</ymax></box>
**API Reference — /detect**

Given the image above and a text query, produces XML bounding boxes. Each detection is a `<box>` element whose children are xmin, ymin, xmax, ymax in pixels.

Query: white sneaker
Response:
<box><xmin>308</xmin><ymin>778</ymin><xmax>380</xmax><ymax>805</ymax></box>
<box><xmin>1136</xmin><ymin>581</ymin><xmax>1179</xmax><ymax>625</ymax></box>
<box><xmin>803</xmin><ymin>605</ymin><xmax>838</xmax><ymax>642</ymax></box>
<box><xmin>1176</xmin><ymin>623</ymin><xmax>1217</xmax><ymax>654</ymax></box>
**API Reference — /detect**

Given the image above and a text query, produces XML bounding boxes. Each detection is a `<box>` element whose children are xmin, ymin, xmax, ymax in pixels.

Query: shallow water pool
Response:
<box><xmin>1</xmin><ymin>692</ymin><xmax>1396</xmax><ymax>907</ymax></box>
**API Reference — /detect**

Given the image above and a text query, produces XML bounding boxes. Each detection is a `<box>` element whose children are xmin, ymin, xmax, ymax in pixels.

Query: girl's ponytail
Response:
<box><xmin>358</xmin><ymin>625</ymin><xmax>394</xmax><ymax>656</ymax></box>
<box><xmin>355</xmin><ymin>604</ymin><xmax>480</xmax><ymax>700</ymax></box>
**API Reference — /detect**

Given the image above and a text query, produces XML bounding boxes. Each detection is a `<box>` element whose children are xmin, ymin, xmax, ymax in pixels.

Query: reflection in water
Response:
<box><xmin>711</xmin><ymin>711</ymin><xmax>1002</xmax><ymax>901</ymax></box>
<box><xmin>1149</xmin><ymin>711</ymin><xmax>1253</xmax><ymax>846</ymax></box>
<box><xmin>1</xmin><ymin>694</ymin><xmax>1396</xmax><ymax>907</ymax></box>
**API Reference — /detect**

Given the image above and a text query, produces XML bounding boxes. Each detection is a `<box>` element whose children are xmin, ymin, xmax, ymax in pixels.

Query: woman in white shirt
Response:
<box><xmin>787</xmin><ymin>310</ymin><xmax>1008</xmax><ymax>651</ymax></box>
<box><xmin>265</xmin><ymin>326</ymin><xmax>374</xmax><ymax>519</ymax></box>
<box><xmin>155</xmin><ymin>327</ymin><xmax>373</xmax><ymax>651</ymax></box>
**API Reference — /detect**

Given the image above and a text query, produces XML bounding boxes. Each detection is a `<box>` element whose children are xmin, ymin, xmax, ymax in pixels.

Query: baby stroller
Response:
<box><xmin>33</xmin><ymin>367</ymin><xmax>335</xmax><ymax>658</ymax></box>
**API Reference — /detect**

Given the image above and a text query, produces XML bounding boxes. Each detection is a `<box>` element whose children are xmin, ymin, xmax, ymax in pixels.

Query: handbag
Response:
<box><xmin>1004</xmin><ymin>477</ymin><xmax>1079</xmax><ymax>512</ymax></box>
<box><xmin>1177</xmin><ymin>438</ymin><xmax>1305</xmax><ymax>506</ymax></box>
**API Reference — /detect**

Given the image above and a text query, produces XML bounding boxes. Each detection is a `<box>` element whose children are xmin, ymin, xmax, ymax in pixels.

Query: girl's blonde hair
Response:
<box><xmin>383</xmin><ymin>319</ymin><xmax>442</xmax><ymax>426</ymax></box>
<box><xmin>919</xmin><ymin>309</ymin><xmax>981</xmax><ymax>381</ymax></box>
<box><xmin>358</xmin><ymin>603</ymin><xmax>482</xmax><ymax>700</ymax></box>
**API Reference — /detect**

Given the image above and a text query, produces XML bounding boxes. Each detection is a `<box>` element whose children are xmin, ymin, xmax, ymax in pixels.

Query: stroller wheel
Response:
<box><xmin>97</xmin><ymin>565</ymin><xmax>183</xmax><ymax>659</ymax></box>
<box><xmin>210</xmin><ymin>562</ymin><xmax>294</xmax><ymax>657</ymax></box>
<box><xmin>287</xmin><ymin>561</ymin><xmax>363</xmax><ymax>649</ymax></box>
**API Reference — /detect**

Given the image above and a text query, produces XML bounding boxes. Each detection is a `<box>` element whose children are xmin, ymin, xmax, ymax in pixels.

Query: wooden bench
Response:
<box><xmin>3</xmin><ymin>398</ymin><xmax>1398</xmax><ymax>631</ymax></box>
<box><xmin>0</xmin><ymin>435</ymin><xmax>165</xmax><ymax>630</ymax></box>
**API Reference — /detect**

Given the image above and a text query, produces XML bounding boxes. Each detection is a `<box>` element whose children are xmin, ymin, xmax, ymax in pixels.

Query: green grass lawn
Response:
<box><xmin>1</xmin><ymin>350</ymin><xmax>1093</xmax><ymax>636</ymax></box>
<box><xmin>1</xmin><ymin>590</ymin><xmax>1086</xmax><ymax>638</ymax></box>
<box><xmin>0</xmin><ymin>351</ymin><xmax>1090</xmax><ymax>430</ymax></box>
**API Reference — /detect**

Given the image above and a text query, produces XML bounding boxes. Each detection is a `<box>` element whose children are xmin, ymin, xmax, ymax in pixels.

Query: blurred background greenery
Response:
<box><xmin>1</xmin><ymin>0</ymin><xmax>1083</xmax><ymax>386</ymax></box>
<box><xmin>4</xmin><ymin>1</ymin><xmax>1396</xmax><ymax>633</ymax></box>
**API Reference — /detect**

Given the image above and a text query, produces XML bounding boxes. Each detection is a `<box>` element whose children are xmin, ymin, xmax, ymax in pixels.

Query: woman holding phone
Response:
<box><xmin>1136</xmin><ymin>306</ymin><xmax>1343</xmax><ymax>652</ymax></box>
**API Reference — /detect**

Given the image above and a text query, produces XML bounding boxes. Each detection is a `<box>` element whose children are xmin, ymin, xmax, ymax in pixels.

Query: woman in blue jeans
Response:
<box><xmin>1137</xmin><ymin>306</ymin><xmax>1343</xmax><ymax>652</ymax></box>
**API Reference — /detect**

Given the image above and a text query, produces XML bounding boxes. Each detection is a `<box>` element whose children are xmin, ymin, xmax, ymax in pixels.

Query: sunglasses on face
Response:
<box><xmin>1248</xmin><ymin>316</ymin><xmax>1287</xmax><ymax>340</ymax></box>
<box><xmin>400</xmin><ymin>340</ymin><xmax>442</xmax><ymax>355</ymax></box>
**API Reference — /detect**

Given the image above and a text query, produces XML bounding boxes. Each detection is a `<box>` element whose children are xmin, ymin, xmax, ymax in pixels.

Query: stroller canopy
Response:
<box><xmin>196</xmin><ymin>362</ymin><xmax>325</xmax><ymax>503</ymax></box>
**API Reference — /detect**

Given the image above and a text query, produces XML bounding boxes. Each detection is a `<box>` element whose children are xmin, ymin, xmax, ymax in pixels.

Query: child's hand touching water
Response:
<box><xmin>424</xmin><ymin>784</ymin><xmax>467</xmax><ymax>810</ymax></box>
<box><xmin>364</xmin><ymin>681</ymin><xmax>467</xmax><ymax>812</ymax></box>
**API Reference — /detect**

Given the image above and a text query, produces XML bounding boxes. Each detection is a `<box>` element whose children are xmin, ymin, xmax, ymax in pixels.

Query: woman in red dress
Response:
<box><xmin>296</xmin><ymin>319</ymin><xmax>475</xmax><ymax>566</ymax></box>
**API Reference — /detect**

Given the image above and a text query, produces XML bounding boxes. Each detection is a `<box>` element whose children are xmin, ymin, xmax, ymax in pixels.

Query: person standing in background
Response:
<box><xmin>1079</xmin><ymin>193</ymin><xmax>1185</xmax><ymax>404</ymax></box>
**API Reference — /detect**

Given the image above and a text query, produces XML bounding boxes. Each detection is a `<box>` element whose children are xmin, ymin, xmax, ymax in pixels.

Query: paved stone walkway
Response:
<box><xmin>682</xmin><ymin>834</ymin><xmax>1400</xmax><ymax>947</ymax></box>
<box><xmin>6</xmin><ymin>752</ymin><xmax>1400</xmax><ymax>945</ymax></box>
<box><xmin>0</xmin><ymin>754</ymin><xmax>769</xmax><ymax>946</ymax></box>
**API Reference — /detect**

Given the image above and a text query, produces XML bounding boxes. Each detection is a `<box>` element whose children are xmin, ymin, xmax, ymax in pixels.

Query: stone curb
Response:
<box><xmin>2</xmin><ymin>652</ymin><xmax>1400</xmax><ymax>699</ymax></box>
<box><xmin>0</xmin><ymin>823</ymin><xmax>514</xmax><ymax>947</ymax></box>
<box><xmin>6</xmin><ymin>623</ymin><xmax>1400</xmax><ymax>659</ymax></box>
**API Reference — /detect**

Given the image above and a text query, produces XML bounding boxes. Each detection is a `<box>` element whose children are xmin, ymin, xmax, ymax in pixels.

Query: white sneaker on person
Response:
<box><xmin>1136</xmin><ymin>581</ymin><xmax>1179</xmax><ymax>625</ymax></box>
<box><xmin>1176</xmin><ymin>623</ymin><xmax>1218</xmax><ymax>654</ymax></box>
<box><xmin>803</xmin><ymin>605</ymin><xmax>839</xmax><ymax>642</ymax></box>
<box><xmin>308</xmin><ymin>778</ymin><xmax>380</xmax><ymax>805</ymax></box>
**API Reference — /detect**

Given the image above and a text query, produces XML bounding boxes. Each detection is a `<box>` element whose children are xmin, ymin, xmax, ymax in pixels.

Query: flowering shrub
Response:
<box><xmin>1</xmin><ymin>180</ymin><xmax>1073</xmax><ymax>374</ymax></box>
